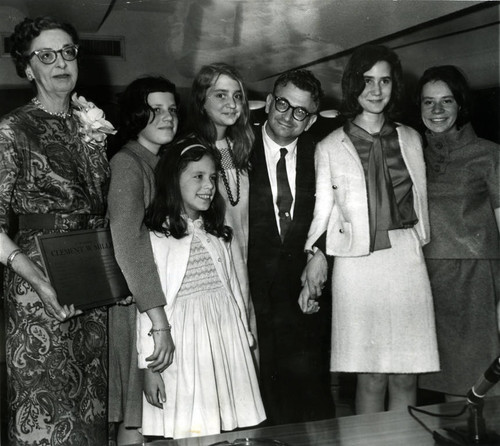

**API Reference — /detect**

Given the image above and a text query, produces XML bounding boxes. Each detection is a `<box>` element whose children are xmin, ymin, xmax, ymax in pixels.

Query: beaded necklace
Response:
<box><xmin>32</xmin><ymin>97</ymin><xmax>71</xmax><ymax>119</ymax></box>
<box><xmin>218</xmin><ymin>137</ymin><xmax>240</xmax><ymax>207</ymax></box>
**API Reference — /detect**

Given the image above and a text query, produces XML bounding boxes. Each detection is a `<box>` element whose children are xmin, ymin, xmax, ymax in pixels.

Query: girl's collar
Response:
<box><xmin>182</xmin><ymin>214</ymin><xmax>204</xmax><ymax>229</ymax></box>
<box><xmin>426</xmin><ymin>122</ymin><xmax>475</xmax><ymax>149</ymax></box>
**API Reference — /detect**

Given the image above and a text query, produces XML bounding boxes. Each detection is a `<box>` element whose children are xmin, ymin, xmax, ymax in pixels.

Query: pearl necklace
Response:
<box><xmin>32</xmin><ymin>97</ymin><xmax>71</xmax><ymax>119</ymax></box>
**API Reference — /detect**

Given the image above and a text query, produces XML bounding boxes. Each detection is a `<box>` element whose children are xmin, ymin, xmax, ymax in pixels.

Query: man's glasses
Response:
<box><xmin>27</xmin><ymin>45</ymin><xmax>79</xmax><ymax>65</ymax></box>
<box><xmin>273</xmin><ymin>96</ymin><xmax>314</xmax><ymax>122</ymax></box>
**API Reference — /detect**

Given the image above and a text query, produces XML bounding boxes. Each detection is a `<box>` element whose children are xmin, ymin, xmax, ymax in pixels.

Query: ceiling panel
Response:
<box><xmin>108</xmin><ymin>0</ymin><xmax>479</xmax><ymax>82</ymax></box>
<box><xmin>24</xmin><ymin>0</ymin><xmax>114</xmax><ymax>32</ymax></box>
<box><xmin>1</xmin><ymin>0</ymin><xmax>496</xmax><ymax>93</ymax></box>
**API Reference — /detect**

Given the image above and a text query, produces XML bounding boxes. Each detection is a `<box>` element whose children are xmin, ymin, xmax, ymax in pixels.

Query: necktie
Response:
<box><xmin>276</xmin><ymin>148</ymin><xmax>293</xmax><ymax>242</ymax></box>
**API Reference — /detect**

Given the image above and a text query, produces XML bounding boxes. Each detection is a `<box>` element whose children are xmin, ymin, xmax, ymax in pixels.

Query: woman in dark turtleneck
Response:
<box><xmin>417</xmin><ymin>65</ymin><xmax>500</xmax><ymax>400</ymax></box>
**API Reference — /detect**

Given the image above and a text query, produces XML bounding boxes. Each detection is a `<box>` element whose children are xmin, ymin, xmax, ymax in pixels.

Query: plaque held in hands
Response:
<box><xmin>36</xmin><ymin>228</ymin><xmax>131</xmax><ymax>310</ymax></box>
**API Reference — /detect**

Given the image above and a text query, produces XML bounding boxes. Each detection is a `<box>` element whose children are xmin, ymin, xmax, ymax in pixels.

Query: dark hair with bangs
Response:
<box><xmin>186</xmin><ymin>62</ymin><xmax>254</xmax><ymax>170</ymax></box>
<box><xmin>341</xmin><ymin>44</ymin><xmax>403</xmax><ymax>119</ymax></box>
<box><xmin>273</xmin><ymin>69</ymin><xmax>324</xmax><ymax>111</ymax></box>
<box><xmin>118</xmin><ymin>76</ymin><xmax>178</xmax><ymax>143</ymax></box>
<box><xmin>416</xmin><ymin>65</ymin><xmax>471</xmax><ymax>129</ymax></box>
<box><xmin>10</xmin><ymin>16</ymin><xmax>79</xmax><ymax>78</ymax></box>
<box><xmin>144</xmin><ymin>137</ymin><xmax>232</xmax><ymax>241</ymax></box>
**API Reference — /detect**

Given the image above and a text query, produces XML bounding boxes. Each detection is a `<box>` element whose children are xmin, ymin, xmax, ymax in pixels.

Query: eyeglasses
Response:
<box><xmin>27</xmin><ymin>45</ymin><xmax>79</xmax><ymax>65</ymax></box>
<box><xmin>273</xmin><ymin>95</ymin><xmax>314</xmax><ymax>122</ymax></box>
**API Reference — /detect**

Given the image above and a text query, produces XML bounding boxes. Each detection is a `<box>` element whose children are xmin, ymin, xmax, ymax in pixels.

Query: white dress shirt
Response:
<box><xmin>262</xmin><ymin>122</ymin><xmax>298</xmax><ymax>233</ymax></box>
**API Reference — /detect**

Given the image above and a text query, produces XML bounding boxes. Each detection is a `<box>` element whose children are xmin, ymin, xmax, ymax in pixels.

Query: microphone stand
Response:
<box><xmin>467</xmin><ymin>399</ymin><xmax>486</xmax><ymax>444</ymax></box>
<box><xmin>434</xmin><ymin>399</ymin><xmax>500</xmax><ymax>445</ymax></box>
<box><xmin>434</xmin><ymin>357</ymin><xmax>500</xmax><ymax>445</ymax></box>
<box><xmin>464</xmin><ymin>398</ymin><xmax>500</xmax><ymax>445</ymax></box>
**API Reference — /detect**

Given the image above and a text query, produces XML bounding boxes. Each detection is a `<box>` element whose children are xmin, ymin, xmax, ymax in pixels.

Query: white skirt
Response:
<box><xmin>330</xmin><ymin>228</ymin><xmax>439</xmax><ymax>374</ymax></box>
<box><xmin>141</xmin><ymin>288</ymin><xmax>265</xmax><ymax>438</ymax></box>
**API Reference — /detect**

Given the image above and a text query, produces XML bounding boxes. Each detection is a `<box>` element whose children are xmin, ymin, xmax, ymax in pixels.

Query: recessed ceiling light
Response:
<box><xmin>249</xmin><ymin>100</ymin><xmax>266</xmax><ymax>110</ymax></box>
<box><xmin>319</xmin><ymin>110</ymin><xmax>340</xmax><ymax>118</ymax></box>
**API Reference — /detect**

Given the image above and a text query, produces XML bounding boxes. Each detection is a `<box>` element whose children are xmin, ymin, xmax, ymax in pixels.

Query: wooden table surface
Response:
<box><xmin>138</xmin><ymin>396</ymin><xmax>500</xmax><ymax>446</ymax></box>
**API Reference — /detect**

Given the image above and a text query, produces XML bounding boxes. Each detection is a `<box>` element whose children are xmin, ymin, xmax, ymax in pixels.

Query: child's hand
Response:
<box><xmin>146</xmin><ymin>330</ymin><xmax>175</xmax><ymax>373</ymax></box>
<box><xmin>298</xmin><ymin>285</ymin><xmax>320</xmax><ymax>314</ymax></box>
<box><xmin>145</xmin><ymin>308</ymin><xmax>176</xmax><ymax>373</ymax></box>
<box><xmin>144</xmin><ymin>369</ymin><xmax>166</xmax><ymax>409</ymax></box>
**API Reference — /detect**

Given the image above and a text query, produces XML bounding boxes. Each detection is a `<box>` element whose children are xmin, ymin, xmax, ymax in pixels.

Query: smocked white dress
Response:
<box><xmin>137</xmin><ymin>220</ymin><xmax>265</xmax><ymax>438</ymax></box>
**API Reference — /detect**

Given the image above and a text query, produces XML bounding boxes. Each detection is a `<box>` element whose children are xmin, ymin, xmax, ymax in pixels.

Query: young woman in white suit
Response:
<box><xmin>301</xmin><ymin>45</ymin><xmax>439</xmax><ymax>414</ymax></box>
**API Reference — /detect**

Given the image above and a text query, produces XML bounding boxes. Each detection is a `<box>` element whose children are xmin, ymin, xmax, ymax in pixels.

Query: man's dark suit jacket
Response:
<box><xmin>248</xmin><ymin>125</ymin><xmax>334</xmax><ymax>426</ymax></box>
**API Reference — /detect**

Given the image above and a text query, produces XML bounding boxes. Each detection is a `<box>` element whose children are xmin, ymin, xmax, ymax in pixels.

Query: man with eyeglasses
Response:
<box><xmin>248</xmin><ymin>69</ymin><xmax>335</xmax><ymax>425</ymax></box>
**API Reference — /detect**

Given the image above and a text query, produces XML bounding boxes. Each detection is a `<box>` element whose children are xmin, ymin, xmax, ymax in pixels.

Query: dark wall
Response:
<box><xmin>472</xmin><ymin>87</ymin><xmax>500</xmax><ymax>144</ymax></box>
<box><xmin>0</xmin><ymin>88</ymin><xmax>33</xmax><ymax>117</ymax></box>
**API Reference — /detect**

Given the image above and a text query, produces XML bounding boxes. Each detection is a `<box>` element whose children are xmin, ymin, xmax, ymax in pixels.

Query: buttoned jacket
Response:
<box><xmin>305</xmin><ymin>124</ymin><xmax>430</xmax><ymax>256</ymax></box>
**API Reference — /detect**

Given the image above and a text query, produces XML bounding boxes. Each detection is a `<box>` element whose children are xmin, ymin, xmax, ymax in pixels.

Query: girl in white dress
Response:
<box><xmin>137</xmin><ymin>137</ymin><xmax>265</xmax><ymax>439</ymax></box>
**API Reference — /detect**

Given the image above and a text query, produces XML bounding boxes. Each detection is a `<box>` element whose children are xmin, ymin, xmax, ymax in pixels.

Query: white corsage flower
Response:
<box><xmin>72</xmin><ymin>93</ymin><xmax>116</xmax><ymax>143</ymax></box>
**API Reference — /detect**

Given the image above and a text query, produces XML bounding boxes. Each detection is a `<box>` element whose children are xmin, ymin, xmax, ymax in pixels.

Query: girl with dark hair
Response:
<box><xmin>416</xmin><ymin>65</ymin><xmax>500</xmax><ymax>399</ymax></box>
<box><xmin>186</xmin><ymin>63</ymin><xmax>257</xmax><ymax>345</ymax></box>
<box><xmin>302</xmin><ymin>44</ymin><xmax>439</xmax><ymax>413</ymax></box>
<box><xmin>340</xmin><ymin>44</ymin><xmax>404</xmax><ymax>120</ymax></box>
<box><xmin>107</xmin><ymin>75</ymin><xmax>178</xmax><ymax>445</ymax></box>
<box><xmin>137</xmin><ymin>138</ymin><xmax>265</xmax><ymax>438</ymax></box>
<box><xmin>416</xmin><ymin>65</ymin><xmax>471</xmax><ymax>130</ymax></box>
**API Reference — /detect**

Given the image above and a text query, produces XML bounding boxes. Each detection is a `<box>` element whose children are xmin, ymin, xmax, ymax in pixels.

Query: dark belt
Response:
<box><xmin>18</xmin><ymin>213</ymin><xmax>101</xmax><ymax>230</ymax></box>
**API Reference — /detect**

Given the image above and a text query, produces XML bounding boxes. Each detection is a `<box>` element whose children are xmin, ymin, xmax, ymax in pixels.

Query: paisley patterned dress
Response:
<box><xmin>0</xmin><ymin>102</ymin><xmax>110</xmax><ymax>446</ymax></box>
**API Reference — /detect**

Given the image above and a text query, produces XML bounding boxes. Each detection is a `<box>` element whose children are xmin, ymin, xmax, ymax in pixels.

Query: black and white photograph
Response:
<box><xmin>0</xmin><ymin>1</ymin><xmax>498</xmax><ymax>445</ymax></box>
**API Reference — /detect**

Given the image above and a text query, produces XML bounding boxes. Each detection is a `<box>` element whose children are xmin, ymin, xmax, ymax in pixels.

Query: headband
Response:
<box><xmin>180</xmin><ymin>143</ymin><xmax>206</xmax><ymax>155</ymax></box>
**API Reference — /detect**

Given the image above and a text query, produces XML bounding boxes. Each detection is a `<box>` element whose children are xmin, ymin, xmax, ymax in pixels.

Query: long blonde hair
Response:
<box><xmin>187</xmin><ymin>62</ymin><xmax>254</xmax><ymax>170</ymax></box>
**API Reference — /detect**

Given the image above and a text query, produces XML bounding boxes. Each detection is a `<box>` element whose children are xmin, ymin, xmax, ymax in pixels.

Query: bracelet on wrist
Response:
<box><xmin>7</xmin><ymin>248</ymin><xmax>23</xmax><ymax>270</ymax></box>
<box><xmin>148</xmin><ymin>324</ymin><xmax>172</xmax><ymax>336</ymax></box>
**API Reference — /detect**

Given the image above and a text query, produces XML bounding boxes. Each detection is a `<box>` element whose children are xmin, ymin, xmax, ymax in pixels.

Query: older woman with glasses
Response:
<box><xmin>0</xmin><ymin>16</ymin><xmax>113</xmax><ymax>445</ymax></box>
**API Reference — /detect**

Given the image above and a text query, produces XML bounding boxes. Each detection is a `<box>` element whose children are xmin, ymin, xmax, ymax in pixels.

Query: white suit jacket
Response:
<box><xmin>305</xmin><ymin>124</ymin><xmax>430</xmax><ymax>256</ymax></box>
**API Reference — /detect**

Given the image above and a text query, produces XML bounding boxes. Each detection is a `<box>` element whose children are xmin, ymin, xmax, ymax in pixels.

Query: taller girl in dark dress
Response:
<box><xmin>108</xmin><ymin>76</ymin><xmax>178</xmax><ymax>445</ymax></box>
<box><xmin>417</xmin><ymin>65</ymin><xmax>500</xmax><ymax>399</ymax></box>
